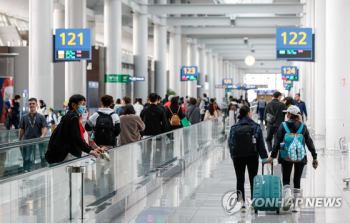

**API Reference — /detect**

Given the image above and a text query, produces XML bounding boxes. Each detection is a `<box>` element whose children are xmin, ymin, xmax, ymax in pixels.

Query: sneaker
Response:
<box><xmin>292</xmin><ymin>206</ymin><xmax>300</xmax><ymax>212</ymax></box>
<box><xmin>250</xmin><ymin>205</ymin><xmax>255</xmax><ymax>213</ymax></box>
<box><xmin>283</xmin><ymin>197</ymin><xmax>294</xmax><ymax>211</ymax></box>
<box><xmin>240</xmin><ymin>205</ymin><xmax>247</xmax><ymax>216</ymax></box>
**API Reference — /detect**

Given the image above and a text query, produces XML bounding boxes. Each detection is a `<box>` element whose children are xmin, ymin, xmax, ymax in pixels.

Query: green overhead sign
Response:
<box><xmin>105</xmin><ymin>74</ymin><xmax>130</xmax><ymax>83</ymax></box>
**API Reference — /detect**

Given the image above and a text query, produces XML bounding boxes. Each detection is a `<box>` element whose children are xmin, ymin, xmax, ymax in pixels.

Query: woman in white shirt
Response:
<box><xmin>204</xmin><ymin>103</ymin><xmax>218</xmax><ymax>121</ymax></box>
<box><xmin>133</xmin><ymin>98</ymin><xmax>144</xmax><ymax>116</ymax></box>
<box><xmin>37</xmin><ymin>100</ymin><xmax>48</xmax><ymax>118</ymax></box>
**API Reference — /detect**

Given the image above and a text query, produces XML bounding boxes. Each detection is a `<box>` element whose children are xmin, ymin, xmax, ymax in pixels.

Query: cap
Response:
<box><xmin>283</xmin><ymin>105</ymin><xmax>300</xmax><ymax>115</ymax></box>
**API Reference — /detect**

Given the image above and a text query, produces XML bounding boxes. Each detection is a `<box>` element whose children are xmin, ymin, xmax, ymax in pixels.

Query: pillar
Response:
<box><xmin>198</xmin><ymin>45</ymin><xmax>206</xmax><ymax>97</ymax></box>
<box><xmin>188</xmin><ymin>40</ymin><xmax>197</xmax><ymax>98</ymax></box>
<box><xmin>154</xmin><ymin>16</ymin><xmax>167</xmax><ymax>98</ymax></box>
<box><xmin>325</xmin><ymin>0</ymin><xmax>350</xmax><ymax>148</ymax></box>
<box><xmin>53</xmin><ymin>10</ymin><xmax>64</xmax><ymax>34</ymax></box>
<box><xmin>169</xmin><ymin>27</ymin><xmax>182</xmax><ymax>96</ymax></box>
<box><xmin>181</xmin><ymin>37</ymin><xmax>188</xmax><ymax>97</ymax></box>
<box><xmin>87</xmin><ymin>21</ymin><xmax>96</xmax><ymax>46</ymax></box>
<box><xmin>314</xmin><ymin>0</ymin><xmax>325</xmax><ymax>137</ymax></box>
<box><xmin>208</xmin><ymin>51</ymin><xmax>214</xmax><ymax>98</ymax></box>
<box><xmin>65</xmin><ymin>0</ymin><xmax>87</xmax><ymax>100</ymax></box>
<box><xmin>104</xmin><ymin>0</ymin><xmax>122</xmax><ymax>99</ymax></box>
<box><xmin>29</xmin><ymin>0</ymin><xmax>54</xmax><ymax>106</ymax></box>
<box><xmin>133</xmin><ymin>1</ymin><xmax>148</xmax><ymax>99</ymax></box>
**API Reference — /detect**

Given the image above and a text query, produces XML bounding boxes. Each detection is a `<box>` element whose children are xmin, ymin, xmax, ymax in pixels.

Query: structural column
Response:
<box><xmin>314</xmin><ymin>0</ymin><xmax>326</xmax><ymax>137</ymax></box>
<box><xmin>170</xmin><ymin>27</ymin><xmax>182</xmax><ymax>96</ymax></box>
<box><xmin>65</xmin><ymin>0</ymin><xmax>87</xmax><ymax>100</ymax></box>
<box><xmin>133</xmin><ymin>1</ymin><xmax>148</xmax><ymax>99</ymax></box>
<box><xmin>188</xmin><ymin>40</ymin><xmax>198</xmax><ymax>98</ymax></box>
<box><xmin>198</xmin><ymin>45</ymin><xmax>206</xmax><ymax>97</ymax></box>
<box><xmin>29</xmin><ymin>0</ymin><xmax>53</xmax><ymax>106</ymax></box>
<box><xmin>325</xmin><ymin>0</ymin><xmax>350</xmax><ymax>148</ymax></box>
<box><xmin>154</xmin><ymin>16</ymin><xmax>167</xmax><ymax>98</ymax></box>
<box><xmin>206</xmin><ymin>50</ymin><xmax>213</xmax><ymax>98</ymax></box>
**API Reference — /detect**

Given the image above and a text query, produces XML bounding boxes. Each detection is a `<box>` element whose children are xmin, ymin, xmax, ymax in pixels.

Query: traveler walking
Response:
<box><xmin>140</xmin><ymin>93</ymin><xmax>170</xmax><ymax>136</ymax></box>
<box><xmin>37</xmin><ymin>100</ymin><xmax>48</xmax><ymax>118</ymax></box>
<box><xmin>45</xmin><ymin>94</ymin><xmax>105</xmax><ymax>164</ymax></box>
<box><xmin>133</xmin><ymin>98</ymin><xmax>144</xmax><ymax>116</ymax></box>
<box><xmin>228</xmin><ymin>97</ymin><xmax>238</xmax><ymax>123</ymax></box>
<box><xmin>119</xmin><ymin>104</ymin><xmax>145</xmax><ymax>145</ymax></box>
<box><xmin>4</xmin><ymin>95</ymin><xmax>21</xmax><ymax>130</ymax></box>
<box><xmin>47</xmin><ymin>108</ymin><xmax>57</xmax><ymax>126</ymax></box>
<box><xmin>19</xmin><ymin>98</ymin><xmax>48</xmax><ymax>172</ymax></box>
<box><xmin>256</xmin><ymin>96</ymin><xmax>267</xmax><ymax>124</ymax></box>
<box><xmin>164</xmin><ymin>95</ymin><xmax>175</xmax><ymax>108</ymax></box>
<box><xmin>115</xmin><ymin>96</ymin><xmax>132</xmax><ymax>116</ymax></box>
<box><xmin>185</xmin><ymin>97</ymin><xmax>200</xmax><ymax>124</ymax></box>
<box><xmin>114</xmin><ymin>98</ymin><xmax>122</xmax><ymax>111</ymax></box>
<box><xmin>264</xmin><ymin>91</ymin><xmax>287</xmax><ymax>152</ymax></box>
<box><xmin>228</xmin><ymin>105</ymin><xmax>268</xmax><ymax>215</ymax></box>
<box><xmin>283</xmin><ymin>97</ymin><xmax>296</xmax><ymax>122</ymax></box>
<box><xmin>166</xmin><ymin>97</ymin><xmax>185</xmax><ymax>131</ymax></box>
<box><xmin>204</xmin><ymin>103</ymin><xmax>218</xmax><ymax>121</ymax></box>
<box><xmin>267</xmin><ymin>105</ymin><xmax>318</xmax><ymax>212</ymax></box>
<box><xmin>294</xmin><ymin>93</ymin><xmax>308</xmax><ymax>122</ymax></box>
<box><xmin>85</xmin><ymin>95</ymin><xmax>121</xmax><ymax>148</ymax></box>
<box><xmin>199</xmin><ymin>93</ymin><xmax>209</xmax><ymax>121</ymax></box>
<box><xmin>57</xmin><ymin>111</ymin><xmax>63</xmax><ymax>124</ymax></box>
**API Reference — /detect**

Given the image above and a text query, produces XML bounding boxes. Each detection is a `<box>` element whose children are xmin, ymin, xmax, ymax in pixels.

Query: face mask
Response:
<box><xmin>77</xmin><ymin>105</ymin><xmax>86</xmax><ymax>115</ymax></box>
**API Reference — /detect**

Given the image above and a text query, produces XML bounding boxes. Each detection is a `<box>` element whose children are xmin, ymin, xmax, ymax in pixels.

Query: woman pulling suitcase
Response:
<box><xmin>228</xmin><ymin>106</ymin><xmax>268</xmax><ymax>215</ymax></box>
<box><xmin>267</xmin><ymin>105</ymin><xmax>318</xmax><ymax>212</ymax></box>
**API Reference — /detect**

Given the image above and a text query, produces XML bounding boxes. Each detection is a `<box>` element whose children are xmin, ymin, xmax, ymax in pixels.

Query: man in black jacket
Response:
<box><xmin>264</xmin><ymin>91</ymin><xmax>287</xmax><ymax>152</ymax></box>
<box><xmin>140</xmin><ymin>93</ymin><xmax>170</xmax><ymax>136</ymax></box>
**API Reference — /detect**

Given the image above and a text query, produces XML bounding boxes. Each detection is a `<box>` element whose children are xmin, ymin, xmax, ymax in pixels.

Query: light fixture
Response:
<box><xmin>245</xmin><ymin>55</ymin><xmax>255</xmax><ymax>66</ymax></box>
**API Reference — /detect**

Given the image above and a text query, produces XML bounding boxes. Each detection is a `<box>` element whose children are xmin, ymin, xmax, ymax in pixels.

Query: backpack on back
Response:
<box><xmin>281</xmin><ymin>122</ymin><xmax>306</xmax><ymax>162</ymax></box>
<box><xmin>231</xmin><ymin>123</ymin><xmax>256</xmax><ymax>157</ymax></box>
<box><xmin>169</xmin><ymin>106</ymin><xmax>181</xmax><ymax>126</ymax></box>
<box><xmin>204</xmin><ymin>99</ymin><xmax>209</xmax><ymax>111</ymax></box>
<box><xmin>94</xmin><ymin>112</ymin><xmax>115</xmax><ymax>145</ymax></box>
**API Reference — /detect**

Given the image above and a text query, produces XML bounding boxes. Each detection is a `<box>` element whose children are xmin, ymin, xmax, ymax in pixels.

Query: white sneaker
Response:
<box><xmin>240</xmin><ymin>205</ymin><xmax>247</xmax><ymax>217</ymax></box>
<box><xmin>250</xmin><ymin>205</ymin><xmax>255</xmax><ymax>213</ymax></box>
<box><xmin>292</xmin><ymin>188</ymin><xmax>301</xmax><ymax>212</ymax></box>
<box><xmin>283</xmin><ymin>185</ymin><xmax>293</xmax><ymax>211</ymax></box>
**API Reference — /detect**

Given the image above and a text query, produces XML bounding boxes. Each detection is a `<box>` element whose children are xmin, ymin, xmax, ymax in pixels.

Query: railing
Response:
<box><xmin>0</xmin><ymin>117</ymin><xmax>225</xmax><ymax>222</ymax></box>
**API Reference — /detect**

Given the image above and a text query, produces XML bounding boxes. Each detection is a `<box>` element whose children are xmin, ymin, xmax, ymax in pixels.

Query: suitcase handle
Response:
<box><xmin>262</xmin><ymin>162</ymin><xmax>273</xmax><ymax>175</ymax></box>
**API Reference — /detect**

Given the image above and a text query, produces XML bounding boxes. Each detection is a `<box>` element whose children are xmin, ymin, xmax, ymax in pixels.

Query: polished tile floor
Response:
<box><xmin>111</xmin><ymin>137</ymin><xmax>350</xmax><ymax>223</ymax></box>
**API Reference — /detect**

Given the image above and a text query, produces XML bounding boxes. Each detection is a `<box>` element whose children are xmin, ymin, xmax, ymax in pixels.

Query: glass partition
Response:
<box><xmin>0</xmin><ymin>118</ymin><xmax>225</xmax><ymax>222</ymax></box>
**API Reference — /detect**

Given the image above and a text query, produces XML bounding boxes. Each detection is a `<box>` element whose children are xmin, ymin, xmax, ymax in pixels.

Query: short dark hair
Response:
<box><xmin>203</xmin><ymin>93</ymin><xmax>207</xmax><ymax>98</ymax></box>
<box><xmin>284</xmin><ymin>97</ymin><xmax>295</xmax><ymax>107</ymax></box>
<box><xmin>116</xmin><ymin>98</ymin><xmax>121</xmax><ymax>104</ymax></box>
<box><xmin>295</xmin><ymin>93</ymin><xmax>300</xmax><ymax>96</ymax></box>
<box><xmin>149</xmin><ymin>93</ymin><xmax>158</xmax><ymax>103</ymax></box>
<box><xmin>273</xmin><ymin>91</ymin><xmax>282</xmax><ymax>99</ymax></box>
<box><xmin>28</xmin><ymin>98</ymin><xmax>37</xmax><ymax>103</ymax></box>
<box><xmin>189</xmin><ymin>97</ymin><xmax>197</xmax><ymax>105</ymax></box>
<box><xmin>15</xmin><ymin>95</ymin><xmax>21</xmax><ymax>100</ymax></box>
<box><xmin>101</xmin><ymin>95</ymin><xmax>114</xmax><ymax>107</ymax></box>
<box><xmin>122</xmin><ymin>104</ymin><xmax>136</xmax><ymax>115</ymax></box>
<box><xmin>171</xmin><ymin>97</ymin><xmax>178</xmax><ymax>106</ymax></box>
<box><xmin>68</xmin><ymin>94</ymin><xmax>86</xmax><ymax>110</ymax></box>
<box><xmin>122</xmin><ymin>96</ymin><xmax>131</xmax><ymax>104</ymax></box>
<box><xmin>210</xmin><ymin>98</ymin><xmax>215</xmax><ymax>103</ymax></box>
<box><xmin>157</xmin><ymin>95</ymin><xmax>161</xmax><ymax>101</ymax></box>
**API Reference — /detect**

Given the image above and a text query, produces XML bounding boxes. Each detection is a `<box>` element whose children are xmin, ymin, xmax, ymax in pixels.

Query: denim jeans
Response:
<box><xmin>20</xmin><ymin>145</ymin><xmax>35</xmax><ymax>172</ymax></box>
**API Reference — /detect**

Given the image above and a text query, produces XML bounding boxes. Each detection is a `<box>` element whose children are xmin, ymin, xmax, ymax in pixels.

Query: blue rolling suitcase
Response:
<box><xmin>252</xmin><ymin>162</ymin><xmax>282</xmax><ymax>214</ymax></box>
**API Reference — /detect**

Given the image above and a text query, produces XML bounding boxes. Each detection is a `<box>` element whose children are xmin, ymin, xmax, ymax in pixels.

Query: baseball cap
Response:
<box><xmin>283</xmin><ymin>105</ymin><xmax>300</xmax><ymax>115</ymax></box>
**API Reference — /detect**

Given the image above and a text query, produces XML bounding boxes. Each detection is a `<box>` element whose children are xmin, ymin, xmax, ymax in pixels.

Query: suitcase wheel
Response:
<box><xmin>255</xmin><ymin>210</ymin><xmax>258</xmax><ymax>214</ymax></box>
<box><xmin>276</xmin><ymin>209</ymin><xmax>280</xmax><ymax>214</ymax></box>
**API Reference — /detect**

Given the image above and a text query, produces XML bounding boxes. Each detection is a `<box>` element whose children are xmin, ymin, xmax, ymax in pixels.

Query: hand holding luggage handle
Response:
<box><xmin>262</xmin><ymin>162</ymin><xmax>273</xmax><ymax>175</ymax></box>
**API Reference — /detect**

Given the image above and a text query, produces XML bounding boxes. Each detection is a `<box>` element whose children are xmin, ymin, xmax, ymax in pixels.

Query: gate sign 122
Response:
<box><xmin>276</xmin><ymin>28</ymin><xmax>313</xmax><ymax>60</ymax></box>
<box><xmin>55</xmin><ymin>28</ymin><xmax>91</xmax><ymax>61</ymax></box>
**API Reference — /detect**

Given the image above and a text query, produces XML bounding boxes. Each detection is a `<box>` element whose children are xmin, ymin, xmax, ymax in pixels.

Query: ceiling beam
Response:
<box><xmin>147</xmin><ymin>4</ymin><xmax>304</xmax><ymax>15</ymax></box>
<box><xmin>208</xmin><ymin>44</ymin><xmax>275</xmax><ymax>50</ymax></box>
<box><xmin>181</xmin><ymin>27</ymin><xmax>276</xmax><ymax>35</ymax></box>
<box><xmin>214</xmin><ymin>49</ymin><xmax>275</xmax><ymax>55</ymax></box>
<box><xmin>223</xmin><ymin>54</ymin><xmax>277</xmax><ymax>60</ymax></box>
<box><xmin>197</xmin><ymin>38</ymin><xmax>275</xmax><ymax>45</ymax></box>
<box><xmin>241</xmin><ymin>68</ymin><xmax>282</xmax><ymax>74</ymax></box>
<box><xmin>167</xmin><ymin>17</ymin><xmax>231</xmax><ymax>26</ymax></box>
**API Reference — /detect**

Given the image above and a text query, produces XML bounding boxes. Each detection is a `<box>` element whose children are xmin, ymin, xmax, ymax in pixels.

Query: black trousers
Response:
<box><xmin>281</xmin><ymin>161</ymin><xmax>305</xmax><ymax>189</ymax></box>
<box><xmin>266</xmin><ymin>126</ymin><xmax>278</xmax><ymax>152</ymax></box>
<box><xmin>233</xmin><ymin>155</ymin><xmax>259</xmax><ymax>202</ymax></box>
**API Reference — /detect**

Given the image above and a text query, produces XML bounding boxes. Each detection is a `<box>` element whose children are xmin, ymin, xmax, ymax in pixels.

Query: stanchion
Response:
<box><xmin>66</xmin><ymin>166</ymin><xmax>87</xmax><ymax>221</ymax></box>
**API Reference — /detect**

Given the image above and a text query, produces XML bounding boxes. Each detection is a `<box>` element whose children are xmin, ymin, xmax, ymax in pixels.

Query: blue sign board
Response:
<box><xmin>23</xmin><ymin>89</ymin><xmax>28</xmax><ymax>94</ymax></box>
<box><xmin>281</xmin><ymin>66</ymin><xmax>298</xmax><ymax>81</ymax></box>
<box><xmin>129</xmin><ymin>76</ymin><xmax>145</xmax><ymax>82</ymax></box>
<box><xmin>55</xmin><ymin>28</ymin><xmax>91</xmax><ymax>61</ymax></box>
<box><xmin>276</xmin><ymin>28</ymin><xmax>313</xmax><ymax>60</ymax></box>
<box><xmin>87</xmin><ymin>81</ymin><xmax>99</xmax><ymax>109</ymax></box>
<box><xmin>222</xmin><ymin>78</ymin><xmax>233</xmax><ymax>86</ymax></box>
<box><xmin>181</xmin><ymin>66</ymin><xmax>198</xmax><ymax>81</ymax></box>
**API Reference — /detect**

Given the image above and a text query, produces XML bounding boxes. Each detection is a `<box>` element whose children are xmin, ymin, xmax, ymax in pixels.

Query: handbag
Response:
<box><xmin>266</xmin><ymin>103</ymin><xmax>282</xmax><ymax>124</ymax></box>
<box><xmin>181</xmin><ymin>117</ymin><xmax>191</xmax><ymax>127</ymax></box>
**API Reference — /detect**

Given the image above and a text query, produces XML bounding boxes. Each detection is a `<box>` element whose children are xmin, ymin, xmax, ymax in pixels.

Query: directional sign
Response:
<box><xmin>281</xmin><ymin>66</ymin><xmax>298</xmax><ymax>81</ymax></box>
<box><xmin>55</xmin><ymin>28</ymin><xmax>91</xmax><ymax>61</ymax></box>
<box><xmin>276</xmin><ymin>28</ymin><xmax>313</xmax><ymax>61</ymax></box>
<box><xmin>181</xmin><ymin>66</ymin><xmax>198</xmax><ymax>81</ymax></box>
<box><xmin>222</xmin><ymin>78</ymin><xmax>233</xmax><ymax>86</ymax></box>
<box><xmin>129</xmin><ymin>76</ymin><xmax>145</xmax><ymax>82</ymax></box>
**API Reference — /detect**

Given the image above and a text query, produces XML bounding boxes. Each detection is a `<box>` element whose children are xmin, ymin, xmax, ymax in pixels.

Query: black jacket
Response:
<box><xmin>271</xmin><ymin>119</ymin><xmax>317</xmax><ymax>164</ymax></box>
<box><xmin>140</xmin><ymin>104</ymin><xmax>170</xmax><ymax>136</ymax></box>
<box><xmin>264</xmin><ymin>99</ymin><xmax>287</xmax><ymax>127</ymax></box>
<box><xmin>228</xmin><ymin>116</ymin><xmax>268</xmax><ymax>160</ymax></box>
<box><xmin>166</xmin><ymin>105</ymin><xmax>185</xmax><ymax>131</ymax></box>
<box><xmin>62</xmin><ymin>111</ymin><xmax>93</xmax><ymax>157</ymax></box>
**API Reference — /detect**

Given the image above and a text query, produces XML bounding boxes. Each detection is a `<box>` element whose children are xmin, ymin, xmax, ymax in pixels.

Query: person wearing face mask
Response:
<box><xmin>45</xmin><ymin>94</ymin><xmax>106</xmax><ymax>163</ymax></box>
<box><xmin>228</xmin><ymin>105</ymin><xmax>268</xmax><ymax>215</ymax></box>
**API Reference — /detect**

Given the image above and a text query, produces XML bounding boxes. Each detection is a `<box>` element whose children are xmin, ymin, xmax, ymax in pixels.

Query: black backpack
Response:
<box><xmin>232</xmin><ymin>123</ymin><xmax>256</xmax><ymax>157</ymax></box>
<box><xmin>45</xmin><ymin>113</ymin><xmax>70</xmax><ymax>164</ymax></box>
<box><xmin>94</xmin><ymin>112</ymin><xmax>115</xmax><ymax>146</ymax></box>
<box><xmin>204</xmin><ymin>99</ymin><xmax>209</xmax><ymax>111</ymax></box>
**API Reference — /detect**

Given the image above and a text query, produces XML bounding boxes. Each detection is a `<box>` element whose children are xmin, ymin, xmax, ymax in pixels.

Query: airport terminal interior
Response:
<box><xmin>0</xmin><ymin>0</ymin><xmax>349</xmax><ymax>222</ymax></box>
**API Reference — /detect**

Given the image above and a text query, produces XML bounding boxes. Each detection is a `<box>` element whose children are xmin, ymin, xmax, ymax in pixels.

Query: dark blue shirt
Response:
<box><xmin>294</xmin><ymin>100</ymin><xmax>308</xmax><ymax>117</ymax></box>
